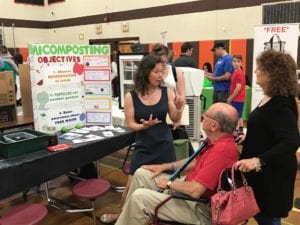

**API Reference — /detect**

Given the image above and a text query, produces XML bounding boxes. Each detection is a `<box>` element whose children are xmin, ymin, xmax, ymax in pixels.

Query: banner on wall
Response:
<box><xmin>28</xmin><ymin>44</ymin><xmax>112</xmax><ymax>132</ymax></box>
<box><xmin>251</xmin><ymin>24</ymin><xmax>299</xmax><ymax>110</ymax></box>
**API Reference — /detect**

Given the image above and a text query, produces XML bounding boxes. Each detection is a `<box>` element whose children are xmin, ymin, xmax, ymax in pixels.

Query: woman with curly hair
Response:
<box><xmin>235</xmin><ymin>50</ymin><xmax>299</xmax><ymax>225</ymax></box>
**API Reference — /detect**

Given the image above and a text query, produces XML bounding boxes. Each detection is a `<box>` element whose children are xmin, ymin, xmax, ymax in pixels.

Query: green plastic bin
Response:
<box><xmin>0</xmin><ymin>129</ymin><xmax>49</xmax><ymax>158</ymax></box>
<box><xmin>174</xmin><ymin>139</ymin><xmax>189</xmax><ymax>160</ymax></box>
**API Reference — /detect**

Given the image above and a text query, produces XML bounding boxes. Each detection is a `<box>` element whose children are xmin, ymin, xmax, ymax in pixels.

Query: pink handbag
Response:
<box><xmin>211</xmin><ymin>166</ymin><xmax>260</xmax><ymax>225</ymax></box>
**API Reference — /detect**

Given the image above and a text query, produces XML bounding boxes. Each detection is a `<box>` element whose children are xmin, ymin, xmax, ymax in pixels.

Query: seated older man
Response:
<box><xmin>115</xmin><ymin>103</ymin><xmax>239</xmax><ymax>225</ymax></box>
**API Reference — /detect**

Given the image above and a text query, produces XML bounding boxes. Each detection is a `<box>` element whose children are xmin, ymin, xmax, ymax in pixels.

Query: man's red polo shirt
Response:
<box><xmin>185</xmin><ymin>134</ymin><xmax>238</xmax><ymax>198</ymax></box>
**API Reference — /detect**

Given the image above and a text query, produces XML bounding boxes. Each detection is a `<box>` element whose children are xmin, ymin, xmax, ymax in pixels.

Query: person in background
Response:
<box><xmin>115</xmin><ymin>103</ymin><xmax>239</xmax><ymax>225</ymax></box>
<box><xmin>151</xmin><ymin>43</ymin><xmax>185</xmax><ymax>108</ymax></box>
<box><xmin>0</xmin><ymin>56</ymin><xmax>17</xmax><ymax>93</ymax></box>
<box><xmin>151</xmin><ymin>44</ymin><xmax>194</xmax><ymax>155</ymax></box>
<box><xmin>295</xmin><ymin>89</ymin><xmax>300</xmax><ymax>209</ymax></box>
<box><xmin>205</xmin><ymin>42</ymin><xmax>234</xmax><ymax>103</ymax></box>
<box><xmin>174</xmin><ymin>42</ymin><xmax>197</xmax><ymax>68</ymax></box>
<box><xmin>130</xmin><ymin>42</ymin><xmax>143</xmax><ymax>53</ymax></box>
<box><xmin>111</xmin><ymin>51</ymin><xmax>120</xmax><ymax>98</ymax></box>
<box><xmin>202</xmin><ymin>62</ymin><xmax>213</xmax><ymax>87</ymax></box>
<box><xmin>0</xmin><ymin>46</ymin><xmax>18</xmax><ymax>97</ymax></box>
<box><xmin>235</xmin><ymin>50</ymin><xmax>300</xmax><ymax>225</ymax></box>
<box><xmin>100</xmin><ymin>54</ymin><xmax>184</xmax><ymax>224</ymax></box>
<box><xmin>0</xmin><ymin>45</ymin><xmax>18</xmax><ymax>74</ymax></box>
<box><xmin>227</xmin><ymin>54</ymin><xmax>245</xmax><ymax>136</ymax></box>
<box><xmin>14</xmin><ymin>52</ymin><xmax>23</xmax><ymax>66</ymax></box>
<box><xmin>0</xmin><ymin>56</ymin><xmax>3</xmax><ymax>69</ymax></box>
<box><xmin>167</xmin><ymin>49</ymin><xmax>174</xmax><ymax>65</ymax></box>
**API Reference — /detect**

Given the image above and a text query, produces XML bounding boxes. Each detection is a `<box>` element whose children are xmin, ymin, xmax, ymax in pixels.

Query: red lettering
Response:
<box><xmin>265</xmin><ymin>26</ymin><xmax>288</xmax><ymax>33</ymax></box>
<box><xmin>37</xmin><ymin>57</ymin><xmax>43</xmax><ymax>63</ymax></box>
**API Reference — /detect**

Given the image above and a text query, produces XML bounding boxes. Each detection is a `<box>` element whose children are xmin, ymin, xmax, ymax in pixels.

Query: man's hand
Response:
<box><xmin>142</xmin><ymin>164</ymin><xmax>168</xmax><ymax>179</ymax></box>
<box><xmin>140</xmin><ymin>114</ymin><xmax>161</xmax><ymax>128</ymax></box>
<box><xmin>204</xmin><ymin>73</ymin><xmax>214</xmax><ymax>81</ymax></box>
<box><xmin>155</xmin><ymin>177</ymin><xmax>169</xmax><ymax>190</ymax></box>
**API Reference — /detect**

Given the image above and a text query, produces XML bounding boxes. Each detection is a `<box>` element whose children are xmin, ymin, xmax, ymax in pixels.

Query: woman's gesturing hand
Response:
<box><xmin>140</xmin><ymin>114</ymin><xmax>161</xmax><ymax>128</ymax></box>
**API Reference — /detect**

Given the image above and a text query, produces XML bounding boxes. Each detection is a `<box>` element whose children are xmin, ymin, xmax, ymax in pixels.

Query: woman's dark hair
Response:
<box><xmin>202</xmin><ymin>62</ymin><xmax>212</xmax><ymax>73</ymax></box>
<box><xmin>134</xmin><ymin>54</ymin><xmax>162</xmax><ymax>96</ymax></box>
<box><xmin>256</xmin><ymin>49</ymin><xmax>298</xmax><ymax>97</ymax></box>
<box><xmin>151</xmin><ymin>43</ymin><xmax>169</xmax><ymax>57</ymax></box>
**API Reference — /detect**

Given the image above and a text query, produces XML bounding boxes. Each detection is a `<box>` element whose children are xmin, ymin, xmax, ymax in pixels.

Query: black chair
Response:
<box><xmin>111</xmin><ymin>143</ymin><xmax>135</xmax><ymax>192</ymax></box>
<box><xmin>151</xmin><ymin>168</ymin><xmax>242</xmax><ymax>225</ymax></box>
<box><xmin>151</xmin><ymin>192</ymin><xmax>209</xmax><ymax>225</ymax></box>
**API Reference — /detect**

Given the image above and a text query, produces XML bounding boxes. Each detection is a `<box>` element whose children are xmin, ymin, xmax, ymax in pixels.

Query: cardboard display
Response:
<box><xmin>18</xmin><ymin>64</ymin><xmax>33</xmax><ymax>117</ymax></box>
<box><xmin>0</xmin><ymin>71</ymin><xmax>16</xmax><ymax>106</ymax></box>
<box><xmin>0</xmin><ymin>72</ymin><xmax>16</xmax><ymax>123</ymax></box>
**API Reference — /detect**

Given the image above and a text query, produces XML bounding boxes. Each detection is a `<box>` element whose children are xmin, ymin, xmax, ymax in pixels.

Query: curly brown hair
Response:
<box><xmin>134</xmin><ymin>54</ymin><xmax>162</xmax><ymax>96</ymax></box>
<box><xmin>256</xmin><ymin>50</ymin><xmax>298</xmax><ymax>97</ymax></box>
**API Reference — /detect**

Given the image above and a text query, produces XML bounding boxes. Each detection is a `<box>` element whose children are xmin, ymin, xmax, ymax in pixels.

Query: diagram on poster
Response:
<box><xmin>29</xmin><ymin>44</ymin><xmax>112</xmax><ymax>132</ymax></box>
<box><xmin>85</xmin><ymin>83</ymin><xmax>111</xmax><ymax>95</ymax></box>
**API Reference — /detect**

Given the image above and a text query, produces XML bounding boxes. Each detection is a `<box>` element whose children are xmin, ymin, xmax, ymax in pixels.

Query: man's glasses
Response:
<box><xmin>201</xmin><ymin>112</ymin><xmax>216</xmax><ymax>122</ymax></box>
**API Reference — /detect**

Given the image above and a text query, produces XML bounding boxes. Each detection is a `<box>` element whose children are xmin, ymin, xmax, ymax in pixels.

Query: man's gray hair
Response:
<box><xmin>214</xmin><ymin>111</ymin><xmax>237</xmax><ymax>133</ymax></box>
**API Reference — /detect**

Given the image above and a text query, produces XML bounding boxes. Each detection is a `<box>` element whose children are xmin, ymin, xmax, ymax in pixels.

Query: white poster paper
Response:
<box><xmin>251</xmin><ymin>24</ymin><xmax>299</xmax><ymax>110</ymax></box>
<box><xmin>29</xmin><ymin>44</ymin><xmax>112</xmax><ymax>132</ymax></box>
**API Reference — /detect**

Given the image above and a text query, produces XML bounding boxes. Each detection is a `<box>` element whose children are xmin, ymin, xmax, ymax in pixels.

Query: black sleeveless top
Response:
<box><xmin>129</xmin><ymin>87</ymin><xmax>176</xmax><ymax>175</ymax></box>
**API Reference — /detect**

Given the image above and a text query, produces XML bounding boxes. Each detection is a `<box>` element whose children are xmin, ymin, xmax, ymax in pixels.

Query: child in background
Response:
<box><xmin>227</xmin><ymin>54</ymin><xmax>245</xmax><ymax>136</ymax></box>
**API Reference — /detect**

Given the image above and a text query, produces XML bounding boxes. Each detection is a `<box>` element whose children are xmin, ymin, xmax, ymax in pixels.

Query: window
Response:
<box><xmin>15</xmin><ymin>0</ymin><xmax>44</xmax><ymax>6</ymax></box>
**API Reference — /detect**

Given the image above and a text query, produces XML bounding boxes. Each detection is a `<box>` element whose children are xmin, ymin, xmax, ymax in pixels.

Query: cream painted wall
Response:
<box><xmin>3</xmin><ymin>28</ymin><xmax>49</xmax><ymax>48</ymax></box>
<box><xmin>0</xmin><ymin>0</ymin><xmax>262</xmax><ymax>48</ymax></box>
<box><xmin>0</xmin><ymin>0</ymin><xmax>47</xmax><ymax>20</ymax></box>
<box><xmin>48</xmin><ymin>6</ymin><xmax>262</xmax><ymax>45</ymax></box>
<box><xmin>48</xmin><ymin>0</ymin><xmax>198</xmax><ymax>20</ymax></box>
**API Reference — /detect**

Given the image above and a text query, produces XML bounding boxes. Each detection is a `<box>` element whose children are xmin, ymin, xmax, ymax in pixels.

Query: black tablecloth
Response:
<box><xmin>0</xmin><ymin>128</ymin><xmax>135</xmax><ymax>199</ymax></box>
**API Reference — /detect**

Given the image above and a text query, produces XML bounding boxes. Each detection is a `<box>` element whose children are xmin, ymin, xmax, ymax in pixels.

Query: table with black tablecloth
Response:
<box><xmin>0</xmin><ymin>127</ymin><xmax>135</xmax><ymax>199</ymax></box>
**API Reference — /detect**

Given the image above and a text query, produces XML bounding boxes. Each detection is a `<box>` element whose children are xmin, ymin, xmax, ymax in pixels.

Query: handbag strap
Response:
<box><xmin>216</xmin><ymin>168</ymin><xmax>227</xmax><ymax>191</ymax></box>
<box><xmin>231</xmin><ymin>165</ymin><xmax>248</xmax><ymax>190</ymax></box>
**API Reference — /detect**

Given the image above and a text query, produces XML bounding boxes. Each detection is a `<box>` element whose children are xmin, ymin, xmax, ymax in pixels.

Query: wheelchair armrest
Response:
<box><xmin>171</xmin><ymin>192</ymin><xmax>209</xmax><ymax>204</ymax></box>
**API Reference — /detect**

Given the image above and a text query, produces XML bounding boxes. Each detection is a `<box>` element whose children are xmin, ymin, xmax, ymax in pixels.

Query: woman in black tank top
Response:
<box><xmin>100</xmin><ymin>54</ymin><xmax>184</xmax><ymax>224</ymax></box>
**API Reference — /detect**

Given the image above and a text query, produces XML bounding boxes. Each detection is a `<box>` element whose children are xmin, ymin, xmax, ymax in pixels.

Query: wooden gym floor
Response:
<box><xmin>0</xmin><ymin>148</ymin><xmax>299</xmax><ymax>225</ymax></box>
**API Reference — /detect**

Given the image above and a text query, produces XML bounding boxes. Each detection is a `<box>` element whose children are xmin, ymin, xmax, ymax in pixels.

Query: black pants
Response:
<box><xmin>213</xmin><ymin>90</ymin><xmax>229</xmax><ymax>103</ymax></box>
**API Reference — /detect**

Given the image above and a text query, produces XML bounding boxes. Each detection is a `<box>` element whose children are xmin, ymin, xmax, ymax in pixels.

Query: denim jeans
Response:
<box><xmin>254</xmin><ymin>212</ymin><xmax>281</xmax><ymax>225</ymax></box>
